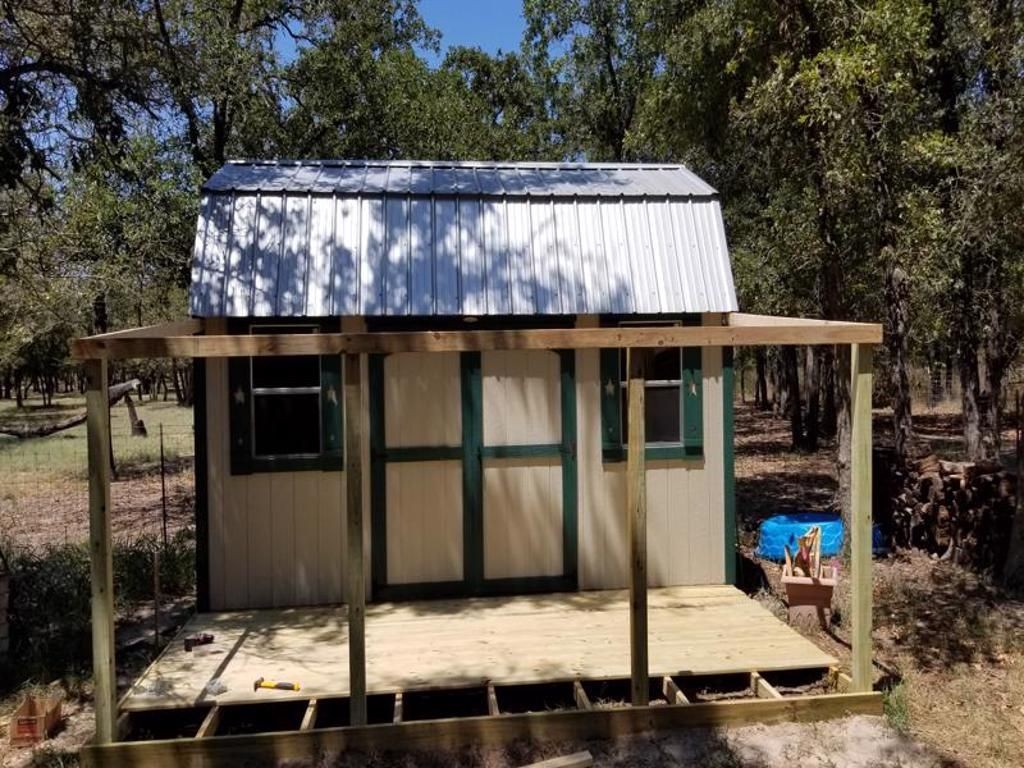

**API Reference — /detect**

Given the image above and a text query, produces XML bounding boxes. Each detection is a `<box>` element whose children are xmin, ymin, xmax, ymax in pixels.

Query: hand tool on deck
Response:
<box><xmin>184</xmin><ymin>632</ymin><xmax>214</xmax><ymax>652</ymax></box>
<box><xmin>253</xmin><ymin>676</ymin><xmax>301</xmax><ymax>692</ymax></box>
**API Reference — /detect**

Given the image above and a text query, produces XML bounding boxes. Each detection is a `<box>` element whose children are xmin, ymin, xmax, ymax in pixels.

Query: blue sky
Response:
<box><xmin>417</xmin><ymin>0</ymin><xmax>527</xmax><ymax>66</ymax></box>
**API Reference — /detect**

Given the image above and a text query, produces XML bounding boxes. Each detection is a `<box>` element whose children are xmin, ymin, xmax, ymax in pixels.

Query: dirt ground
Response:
<box><xmin>316</xmin><ymin>716</ymin><xmax>949</xmax><ymax>767</ymax></box>
<box><xmin>0</xmin><ymin>464</ymin><xmax>195</xmax><ymax>549</ymax></box>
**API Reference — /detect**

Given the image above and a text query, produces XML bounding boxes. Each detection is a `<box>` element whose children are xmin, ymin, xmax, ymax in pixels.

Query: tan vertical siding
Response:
<box><xmin>205</xmin><ymin>319</ymin><xmax>356</xmax><ymax>610</ymax></box>
<box><xmin>481</xmin><ymin>351</ymin><xmax>564</xmax><ymax>580</ymax></box>
<box><xmin>385</xmin><ymin>461</ymin><xmax>463</xmax><ymax>584</ymax></box>
<box><xmin>206</xmin><ymin>314</ymin><xmax>727</xmax><ymax>609</ymax></box>
<box><xmin>483</xmin><ymin>457</ymin><xmax>563</xmax><ymax>579</ymax></box>
<box><xmin>384</xmin><ymin>352</ymin><xmax>461</xmax><ymax>446</ymax></box>
<box><xmin>381</xmin><ymin>352</ymin><xmax>463</xmax><ymax>585</ymax></box>
<box><xmin>576</xmin><ymin>315</ymin><xmax>726</xmax><ymax>590</ymax></box>
<box><xmin>482</xmin><ymin>350</ymin><xmax>560</xmax><ymax>445</ymax></box>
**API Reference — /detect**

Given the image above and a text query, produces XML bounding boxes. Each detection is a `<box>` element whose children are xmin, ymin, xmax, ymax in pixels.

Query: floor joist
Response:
<box><xmin>83</xmin><ymin>691</ymin><xmax>882</xmax><ymax>767</ymax></box>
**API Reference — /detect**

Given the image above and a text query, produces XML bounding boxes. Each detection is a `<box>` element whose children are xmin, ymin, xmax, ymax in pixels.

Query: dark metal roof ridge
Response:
<box><xmin>198</xmin><ymin>186</ymin><xmax>722</xmax><ymax>202</ymax></box>
<box><xmin>221</xmin><ymin>158</ymin><xmax>697</xmax><ymax>171</ymax></box>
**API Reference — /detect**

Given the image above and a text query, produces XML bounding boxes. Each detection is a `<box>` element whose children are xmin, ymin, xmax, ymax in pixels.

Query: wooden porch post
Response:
<box><xmin>86</xmin><ymin>358</ymin><xmax>116</xmax><ymax>743</ymax></box>
<box><xmin>345</xmin><ymin>353</ymin><xmax>367</xmax><ymax>725</ymax></box>
<box><xmin>626</xmin><ymin>349</ymin><xmax>648</xmax><ymax>705</ymax></box>
<box><xmin>850</xmin><ymin>343</ymin><xmax>873</xmax><ymax>691</ymax></box>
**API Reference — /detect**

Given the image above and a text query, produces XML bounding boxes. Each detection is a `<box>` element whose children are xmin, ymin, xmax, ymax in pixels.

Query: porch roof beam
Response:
<box><xmin>71</xmin><ymin>315</ymin><xmax>882</xmax><ymax>360</ymax></box>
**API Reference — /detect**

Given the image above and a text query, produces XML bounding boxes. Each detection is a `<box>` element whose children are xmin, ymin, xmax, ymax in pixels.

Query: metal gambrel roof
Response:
<box><xmin>190</xmin><ymin>160</ymin><xmax>738</xmax><ymax>318</ymax></box>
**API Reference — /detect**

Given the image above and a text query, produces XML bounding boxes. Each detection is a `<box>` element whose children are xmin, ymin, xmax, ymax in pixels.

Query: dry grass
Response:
<box><xmin>0</xmin><ymin>392</ymin><xmax>195</xmax><ymax>552</ymax></box>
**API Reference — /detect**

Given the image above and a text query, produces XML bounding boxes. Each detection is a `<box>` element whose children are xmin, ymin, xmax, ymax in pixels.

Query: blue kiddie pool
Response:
<box><xmin>755</xmin><ymin>512</ymin><xmax>888</xmax><ymax>561</ymax></box>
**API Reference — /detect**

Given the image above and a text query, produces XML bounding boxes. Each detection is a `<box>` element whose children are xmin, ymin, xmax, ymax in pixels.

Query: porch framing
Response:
<box><xmin>72</xmin><ymin>312</ymin><xmax>881</xmax><ymax>752</ymax></box>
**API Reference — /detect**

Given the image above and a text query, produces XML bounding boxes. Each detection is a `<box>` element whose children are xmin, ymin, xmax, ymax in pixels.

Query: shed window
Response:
<box><xmin>619</xmin><ymin>347</ymin><xmax>683</xmax><ymax>444</ymax></box>
<box><xmin>228</xmin><ymin>323</ymin><xmax>343</xmax><ymax>474</ymax></box>
<box><xmin>600</xmin><ymin>317</ymin><xmax>703</xmax><ymax>461</ymax></box>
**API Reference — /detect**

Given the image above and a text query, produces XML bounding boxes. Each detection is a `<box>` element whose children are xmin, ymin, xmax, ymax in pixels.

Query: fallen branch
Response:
<box><xmin>0</xmin><ymin>379</ymin><xmax>141</xmax><ymax>439</ymax></box>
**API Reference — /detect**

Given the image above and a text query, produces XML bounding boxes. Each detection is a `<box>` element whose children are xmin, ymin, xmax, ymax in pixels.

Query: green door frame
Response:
<box><xmin>370</xmin><ymin>350</ymin><xmax>578</xmax><ymax>602</ymax></box>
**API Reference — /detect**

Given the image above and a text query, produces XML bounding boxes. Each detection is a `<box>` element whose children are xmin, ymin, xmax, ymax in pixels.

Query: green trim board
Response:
<box><xmin>722</xmin><ymin>346</ymin><xmax>737</xmax><ymax>586</ymax></box>
<box><xmin>481</xmin><ymin>444</ymin><xmax>562</xmax><ymax>459</ymax></box>
<box><xmin>193</xmin><ymin>357</ymin><xmax>210</xmax><ymax>613</ymax></box>
<box><xmin>462</xmin><ymin>351</ymin><xmax>484</xmax><ymax>590</ymax></box>
<box><xmin>377</xmin><ymin>446</ymin><xmax>462</xmax><ymax>462</ymax></box>
<box><xmin>559</xmin><ymin>349</ymin><xmax>578</xmax><ymax>587</ymax></box>
<box><xmin>601</xmin><ymin>444</ymin><xmax>703</xmax><ymax>462</ymax></box>
<box><xmin>369</xmin><ymin>354</ymin><xmax>387</xmax><ymax>592</ymax></box>
<box><xmin>320</xmin><ymin>353</ymin><xmax>343</xmax><ymax>469</ymax></box>
<box><xmin>369</xmin><ymin>349</ymin><xmax>578</xmax><ymax>601</ymax></box>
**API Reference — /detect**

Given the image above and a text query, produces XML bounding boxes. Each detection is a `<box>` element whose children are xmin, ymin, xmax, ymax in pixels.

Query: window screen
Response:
<box><xmin>250</xmin><ymin>325</ymin><xmax>321</xmax><ymax>458</ymax></box>
<box><xmin>619</xmin><ymin>347</ymin><xmax>682</xmax><ymax>444</ymax></box>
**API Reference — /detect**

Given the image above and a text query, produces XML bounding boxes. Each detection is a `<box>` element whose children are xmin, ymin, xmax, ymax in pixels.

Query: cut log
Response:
<box><xmin>0</xmin><ymin>379</ymin><xmax>140</xmax><ymax>439</ymax></box>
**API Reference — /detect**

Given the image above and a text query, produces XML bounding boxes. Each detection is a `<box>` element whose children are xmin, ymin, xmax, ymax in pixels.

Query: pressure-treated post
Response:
<box><xmin>344</xmin><ymin>353</ymin><xmax>367</xmax><ymax>725</ymax></box>
<box><xmin>626</xmin><ymin>349</ymin><xmax>649</xmax><ymax>706</ymax></box>
<box><xmin>850</xmin><ymin>344</ymin><xmax>873</xmax><ymax>691</ymax></box>
<box><xmin>85</xmin><ymin>358</ymin><xmax>116</xmax><ymax>743</ymax></box>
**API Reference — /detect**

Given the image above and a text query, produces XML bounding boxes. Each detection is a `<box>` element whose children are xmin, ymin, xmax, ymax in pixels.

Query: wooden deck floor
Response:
<box><xmin>123</xmin><ymin>585</ymin><xmax>836</xmax><ymax>712</ymax></box>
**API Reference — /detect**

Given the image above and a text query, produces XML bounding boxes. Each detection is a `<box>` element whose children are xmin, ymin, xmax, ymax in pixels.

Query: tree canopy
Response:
<box><xmin>1</xmin><ymin>0</ymin><xmax>1022</xmax><ymax>462</ymax></box>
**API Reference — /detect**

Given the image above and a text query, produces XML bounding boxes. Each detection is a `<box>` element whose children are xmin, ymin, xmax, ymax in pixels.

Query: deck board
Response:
<box><xmin>123</xmin><ymin>586</ymin><xmax>836</xmax><ymax>711</ymax></box>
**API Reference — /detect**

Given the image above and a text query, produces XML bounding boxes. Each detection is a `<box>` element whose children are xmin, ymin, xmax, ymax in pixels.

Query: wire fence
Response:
<box><xmin>0</xmin><ymin>405</ymin><xmax>195</xmax><ymax>553</ymax></box>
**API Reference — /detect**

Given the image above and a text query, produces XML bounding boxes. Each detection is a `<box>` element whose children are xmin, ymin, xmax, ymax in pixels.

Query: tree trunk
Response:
<box><xmin>961</xmin><ymin>348</ymin><xmax>984</xmax><ymax>460</ymax></box>
<box><xmin>783</xmin><ymin>346</ymin><xmax>803</xmax><ymax>450</ymax></box>
<box><xmin>806</xmin><ymin>347</ymin><xmax>821</xmax><ymax>452</ymax></box>
<box><xmin>836</xmin><ymin>345</ymin><xmax>853</xmax><ymax>531</ymax></box>
<box><xmin>822</xmin><ymin>347</ymin><xmax>837</xmax><ymax>437</ymax></box>
<box><xmin>755</xmin><ymin>349</ymin><xmax>769</xmax><ymax>410</ymax></box>
<box><xmin>93</xmin><ymin>293</ymin><xmax>108</xmax><ymax>334</ymax></box>
<box><xmin>773</xmin><ymin>351</ymin><xmax>787</xmax><ymax>417</ymax></box>
<box><xmin>886</xmin><ymin>264</ymin><xmax>913</xmax><ymax>465</ymax></box>
<box><xmin>0</xmin><ymin>380</ymin><xmax>141</xmax><ymax>438</ymax></box>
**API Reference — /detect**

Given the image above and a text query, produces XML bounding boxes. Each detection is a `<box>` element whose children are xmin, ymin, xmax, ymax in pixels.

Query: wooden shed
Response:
<box><xmin>72</xmin><ymin>160</ymin><xmax>883</xmax><ymax>765</ymax></box>
<box><xmin>193</xmin><ymin>160</ymin><xmax>739</xmax><ymax>608</ymax></box>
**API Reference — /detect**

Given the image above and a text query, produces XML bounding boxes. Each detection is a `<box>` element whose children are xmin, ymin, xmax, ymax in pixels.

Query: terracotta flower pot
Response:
<box><xmin>782</xmin><ymin>565</ymin><xmax>837</xmax><ymax>630</ymax></box>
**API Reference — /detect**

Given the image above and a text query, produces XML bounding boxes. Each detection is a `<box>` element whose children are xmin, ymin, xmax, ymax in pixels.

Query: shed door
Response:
<box><xmin>370</xmin><ymin>350</ymin><xmax>576</xmax><ymax>600</ymax></box>
<box><xmin>481</xmin><ymin>351</ymin><xmax>576</xmax><ymax>586</ymax></box>
<box><xmin>371</xmin><ymin>353</ymin><xmax>464</xmax><ymax>598</ymax></box>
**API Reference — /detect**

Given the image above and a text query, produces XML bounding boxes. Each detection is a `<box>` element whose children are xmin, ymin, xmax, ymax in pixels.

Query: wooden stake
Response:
<box><xmin>345</xmin><ymin>353</ymin><xmax>367</xmax><ymax>725</ymax></box>
<box><xmin>573</xmin><ymin>680</ymin><xmax>591</xmax><ymax>711</ymax></box>
<box><xmin>851</xmin><ymin>343</ymin><xmax>873</xmax><ymax>692</ymax></box>
<box><xmin>662</xmin><ymin>676</ymin><xmax>688</xmax><ymax>705</ymax></box>
<box><xmin>626</xmin><ymin>348</ymin><xmax>649</xmax><ymax>706</ymax></box>
<box><xmin>195</xmin><ymin>706</ymin><xmax>221</xmax><ymax>738</ymax></box>
<box><xmin>751</xmin><ymin>672</ymin><xmax>782</xmax><ymax>700</ymax></box>
<box><xmin>487</xmin><ymin>683</ymin><xmax>500</xmax><ymax>716</ymax></box>
<box><xmin>300</xmin><ymin>700</ymin><xmax>318</xmax><ymax>731</ymax></box>
<box><xmin>86</xmin><ymin>358</ymin><xmax>117</xmax><ymax>744</ymax></box>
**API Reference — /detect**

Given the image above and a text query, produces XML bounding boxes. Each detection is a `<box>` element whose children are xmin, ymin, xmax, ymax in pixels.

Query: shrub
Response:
<box><xmin>0</xmin><ymin>531</ymin><xmax>195</xmax><ymax>688</ymax></box>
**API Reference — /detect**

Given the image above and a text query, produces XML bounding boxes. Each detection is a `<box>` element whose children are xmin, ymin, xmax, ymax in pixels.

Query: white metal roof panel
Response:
<box><xmin>190</xmin><ymin>160</ymin><xmax>737</xmax><ymax>317</ymax></box>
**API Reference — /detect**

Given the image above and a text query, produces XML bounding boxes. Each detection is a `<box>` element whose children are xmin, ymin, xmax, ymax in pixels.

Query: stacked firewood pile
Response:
<box><xmin>880</xmin><ymin>451</ymin><xmax>1017</xmax><ymax>570</ymax></box>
